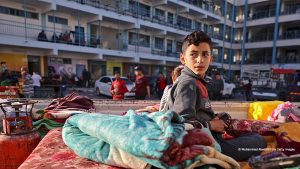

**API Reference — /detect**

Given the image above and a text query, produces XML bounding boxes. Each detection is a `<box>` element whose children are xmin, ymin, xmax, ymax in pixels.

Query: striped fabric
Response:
<box><xmin>159</xmin><ymin>84</ymin><xmax>173</xmax><ymax>112</ymax></box>
<box><xmin>22</xmin><ymin>74</ymin><xmax>34</xmax><ymax>98</ymax></box>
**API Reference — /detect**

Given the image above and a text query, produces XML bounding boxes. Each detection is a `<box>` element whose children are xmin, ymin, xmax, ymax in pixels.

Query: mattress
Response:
<box><xmin>19</xmin><ymin>128</ymin><xmax>124</xmax><ymax>169</ymax></box>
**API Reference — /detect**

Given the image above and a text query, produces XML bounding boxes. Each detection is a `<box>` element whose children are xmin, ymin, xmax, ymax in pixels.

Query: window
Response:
<box><xmin>112</xmin><ymin>78</ymin><xmax>133</xmax><ymax>85</ymax></box>
<box><xmin>139</xmin><ymin>34</ymin><xmax>150</xmax><ymax>47</ymax></box>
<box><xmin>50</xmin><ymin>57</ymin><xmax>72</xmax><ymax>64</ymax></box>
<box><xmin>0</xmin><ymin>6</ymin><xmax>39</xmax><ymax>19</ymax></box>
<box><xmin>63</xmin><ymin>58</ymin><xmax>72</xmax><ymax>64</ymax></box>
<box><xmin>100</xmin><ymin>77</ymin><xmax>108</xmax><ymax>83</ymax></box>
<box><xmin>129</xmin><ymin>32</ymin><xmax>150</xmax><ymax>47</ymax></box>
<box><xmin>48</xmin><ymin>16</ymin><xmax>68</xmax><ymax>25</ymax></box>
<box><xmin>155</xmin><ymin>8</ymin><xmax>164</xmax><ymax>16</ymax></box>
<box><xmin>155</xmin><ymin>37</ymin><xmax>163</xmax><ymax>49</ymax></box>
<box><xmin>129</xmin><ymin>32</ymin><xmax>136</xmax><ymax>45</ymax></box>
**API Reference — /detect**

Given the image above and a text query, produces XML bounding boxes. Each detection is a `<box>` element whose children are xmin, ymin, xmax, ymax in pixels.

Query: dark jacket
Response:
<box><xmin>212</xmin><ymin>79</ymin><xmax>224</xmax><ymax>93</ymax></box>
<box><xmin>165</xmin><ymin>65</ymin><xmax>222</xmax><ymax>142</ymax></box>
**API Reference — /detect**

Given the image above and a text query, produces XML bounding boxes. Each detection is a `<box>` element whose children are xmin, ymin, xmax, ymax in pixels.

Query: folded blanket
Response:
<box><xmin>44</xmin><ymin>110</ymin><xmax>87</xmax><ymax>119</ymax></box>
<box><xmin>33</xmin><ymin>118</ymin><xmax>64</xmax><ymax>130</ymax></box>
<box><xmin>63</xmin><ymin>110</ymin><xmax>240</xmax><ymax>169</ymax></box>
<box><xmin>44</xmin><ymin>92</ymin><xmax>99</xmax><ymax>113</ymax></box>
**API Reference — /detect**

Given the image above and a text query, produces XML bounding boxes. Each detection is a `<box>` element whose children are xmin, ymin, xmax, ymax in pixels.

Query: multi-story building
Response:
<box><xmin>0</xmin><ymin>0</ymin><xmax>299</xmax><ymax>83</ymax></box>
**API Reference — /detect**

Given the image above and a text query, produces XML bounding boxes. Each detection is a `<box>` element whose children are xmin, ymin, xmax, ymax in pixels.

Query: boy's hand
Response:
<box><xmin>210</xmin><ymin>116</ymin><xmax>228</xmax><ymax>133</ymax></box>
<box><xmin>111</xmin><ymin>91</ymin><xmax>115</xmax><ymax>95</ymax></box>
<box><xmin>220</xmin><ymin>90</ymin><xmax>223</xmax><ymax>94</ymax></box>
<box><xmin>216</xmin><ymin>113</ymin><xmax>231</xmax><ymax>126</ymax></box>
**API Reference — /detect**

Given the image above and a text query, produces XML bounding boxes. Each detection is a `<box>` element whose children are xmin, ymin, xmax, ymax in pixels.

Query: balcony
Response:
<box><xmin>278</xmin><ymin>30</ymin><xmax>300</xmax><ymax>40</ymax></box>
<box><xmin>276</xmin><ymin>55</ymin><xmax>300</xmax><ymax>64</ymax></box>
<box><xmin>181</xmin><ymin>0</ymin><xmax>222</xmax><ymax>16</ymax></box>
<box><xmin>280</xmin><ymin>5</ymin><xmax>300</xmax><ymax>16</ymax></box>
<box><xmin>248</xmin><ymin>9</ymin><xmax>276</xmax><ymax>20</ymax></box>
<box><xmin>0</xmin><ymin>18</ymin><xmax>181</xmax><ymax>59</ymax></box>
<box><xmin>247</xmin><ymin>33</ymin><xmax>274</xmax><ymax>42</ymax></box>
<box><xmin>244</xmin><ymin>57</ymin><xmax>272</xmax><ymax>64</ymax></box>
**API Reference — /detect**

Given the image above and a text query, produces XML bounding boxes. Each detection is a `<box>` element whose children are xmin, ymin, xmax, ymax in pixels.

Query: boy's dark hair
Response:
<box><xmin>182</xmin><ymin>31</ymin><xmax>212</xmax><ymax>55</ymax></box>
<box><xmin>158</xmin><ymin>72</ymin><xmax>163</xmax><ymax>75</ymax></box>
<box><xmin>215</xmin><ymin>73</ymin><xmax>220</xmax><ymax>76</ymax></box>
<box><xmin>249</xmin><ymin>79</ymin><xmax>252</xmax><ymax>83</ymax></box>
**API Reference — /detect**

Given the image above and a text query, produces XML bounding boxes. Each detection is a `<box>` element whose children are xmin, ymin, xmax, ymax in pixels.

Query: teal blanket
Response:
<box><xmin>62</xmin><ymin>110</ymin><xmax>240</xmax><ymax>169</ymax></box>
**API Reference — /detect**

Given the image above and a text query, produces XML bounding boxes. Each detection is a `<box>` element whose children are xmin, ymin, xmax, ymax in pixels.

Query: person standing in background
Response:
<box><xmin>32</xmin><ymin>71</ymin><xmax>44</xmax><ymax>98</ymax></box>
<box><xmin>50</xmin><ymin>70</ymin><xmax>61</xmax><ymax>98</ymax></box>
<box><xmin>21</xmin><ymin>66</ymin><xmax>34</xmax><ymax>98</ymax></box>
<box><xmin>110</xmin><ymin>71</ymin><xmax>128</xmax><ymax>100</ymax></box>
<box><xmin>154</xmin><ymin>72</ymin><xmax>166</xmax><ymax>100</ymax></box>
<box><xmin>243</xmin><ymin>79</ymin><xmax>252</xmax><ymax>101</ymax></box>
<box><xmin>211</xmin><ymin>73</ymin><xmax>224</xmax><ymax>101</ymax></box>
<box><xmin>128</xmin><ymin>66</ymin><xmax>151</xmax><ymax>100</ymax></box>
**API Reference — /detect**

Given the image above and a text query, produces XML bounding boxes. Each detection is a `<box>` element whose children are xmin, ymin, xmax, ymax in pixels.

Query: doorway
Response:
<box><xmin>75</xmin><ymin>26</ymin><xmax>85</xmax><ymax>45</ymax></box>
<box><xmin>76</xmin><ymin>64</ymin><xmax>85</xmax><ymax>78</ymax></box>
<box><xmin>113</xmin><ymin>67</ymin><xmax>121</xmax><ymax>75</ymax></box>
<box><xmin>91</xmin><ymin>62</ymin><xmax>106</xmax><ymax>80</ymax></box>
<box><xmin>27</xmin><ymin>56</ymin><xmax>40</xmax><ymax>75</ymax></box>
<box><xmin>167</xmin><ymin>40</ymin><xmax>172</xmax><ymax>55</ymax></box>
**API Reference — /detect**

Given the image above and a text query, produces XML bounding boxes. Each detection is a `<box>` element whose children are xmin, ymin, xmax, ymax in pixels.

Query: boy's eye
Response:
<box><xmin>203</xmin><ymin>53</ymin><xmax>209</xmax><ymax>57</ymax></box>
<box><xmin>190</xmin><ymin>53</ymin><xmax>197</xmax><ymax>57</ymax></box>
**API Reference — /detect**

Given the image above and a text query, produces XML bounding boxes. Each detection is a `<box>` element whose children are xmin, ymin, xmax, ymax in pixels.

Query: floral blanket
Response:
<box><xmin>19</xmin><ymin>128</ymin><xmax>123</xmax><ymax>169</ymax></box>
<box><xmin>63</xmin><ymin>110</ymin><xmax>240</xmax><ymax>169</ymax></box>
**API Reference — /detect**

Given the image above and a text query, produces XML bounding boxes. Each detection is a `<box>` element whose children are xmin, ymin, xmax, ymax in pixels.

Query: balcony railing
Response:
<box><xmin>276</xmin><ymin>55</ymin><xmax>300</xmax><ymax>64</ymax></box>
<box><xmin>244</xmin><ymin>57</ymin><xmax>272</xmax><ymax>64</ymax></box>
<box><xmin>0</xmin><ymin>18</ymin><xmax>184</xmax><ymax>58</ymax></box>
<box><xmin>278</xmin><ymin>30</ymin><xmax>300</xmax><ymax>40</ymax></box>
<box><xmin>247</xmin><ymin>33</ymin><xmax>274</xmax><ymax>42</ymax></box>
<box><xmin>181</xmin><ymin>0</ymin><xmax>222</xmax><ymax>16</ymax></box>
<box><xmin>280</xmin><ymin>5</ymin><xmax>300</xmax><ymax>15</ymax></box>
<box><xmin>248</xmin><ymin>9</ymin><xmax>276</xmax><ymax>20</ymax></box>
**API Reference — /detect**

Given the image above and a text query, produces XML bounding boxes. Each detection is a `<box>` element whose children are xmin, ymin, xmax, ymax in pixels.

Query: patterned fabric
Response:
<box><xmin>268</xmin><ymin>101</ymin><xmax>300</xmax><ymax>123</ymax></box>
<box><xmin>159</xmin><ymin>84</ymin><xmax>173</xmax><ymax>112</ymax></box>
<box><xmin>19</xmin><ymin>128</ymin><xmax>124</xmax><ymax>169</ymax></box>
<box><xmin>63</xmin><ymin>110</ymin><xmax>240</xmax><ymax>169</ymax></box>
<box><xmin>226</xmin><ymin>119</ymin><xmax>281</xmax><ymax>138</ymax></box>
<box><xmin>22</xmin><ymin>73</ymin><xmax>34</xmax><ymax>97</ymax></box>
<box><xmin>44</xmin><ymin>92</ymin><xmax>99</xmax><ymax>112</ymax></box>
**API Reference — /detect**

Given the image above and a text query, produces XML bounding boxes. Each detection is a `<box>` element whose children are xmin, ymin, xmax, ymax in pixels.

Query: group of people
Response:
<box><xmin>38</xmin><ymin>30</ymin><xmax>85</xmax><ymax>45</ymax></box>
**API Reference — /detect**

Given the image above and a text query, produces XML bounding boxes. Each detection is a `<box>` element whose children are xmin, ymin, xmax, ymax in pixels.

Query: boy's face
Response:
<box><xmin>180</xmin><ymin>42</ymin><xmax>213</xmax><ymax>77</ymax></box>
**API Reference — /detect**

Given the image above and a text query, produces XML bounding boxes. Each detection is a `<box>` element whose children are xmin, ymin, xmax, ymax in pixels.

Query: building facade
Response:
<box><xmin>0</xmin><ymin>0</ymin><xmax>299</xmax><ymax>81</ymax></box>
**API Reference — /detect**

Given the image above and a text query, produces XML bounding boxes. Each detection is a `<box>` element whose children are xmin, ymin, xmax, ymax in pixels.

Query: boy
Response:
<box><xmin>243</xmin><ymin>79</ymin><xmax>252</xmax><ymax>101</ymax></box>
<box><xmin>110</xmin><ymin>71</ymin><xmax>128</xmax><ymax>100</ymax></box>
<box><xmin>128</xmin><ymin>66</ymin><xmax>151</xmax><ymax>100</ymax></box>
<box><xmin>32</xmin><ymin>71</ymin><xmax>44</xmax><ymax>98</ymax></box>
<box><xmin>154</xmin><ymin>72</ymin><xmax>167</xmax><ymax>100</ymax></box>
<box><xmin>165</xmin><ymin>31</ymin><xmax>267</xmax><ymax>161</ymax></box>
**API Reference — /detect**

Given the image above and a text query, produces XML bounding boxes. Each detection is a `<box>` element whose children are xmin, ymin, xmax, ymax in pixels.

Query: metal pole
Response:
<box><xmin>135</xmin><ymin>28</ymin><xmax>137</xmax><ymax>52</ymax></box>
<box><xmin>137</xmin><ymin>0</ymin><xmax>139</xmax><ymax>18</ymax></box>
<box><xmin>78</xmin><ymin>10</ymin><xmax>80</xmax><ymax>46</ymax></box>
<box><xmin>241</xmin><ymin>0</ymin><xmax>248</xmax><ymax>65</ymax></box>
<box><xmin>151</xmin><ymin>28</ymin><xmax>154</xmax><ymax>54</ymax></box>
<box><xmin>212</xmin><ymin>18</ymin><xmax>215</xmax><ymax>37</ymax></box>
<box><xmin>175</xmin><ymin>33</ymin><xmax>177</xmax><ymax>55</ymax></box>
<box><xmin>137</xmin><ymin>28</ymin><xmax>139</xmax><ymax>53</ymax></box>
<box><xmin>99</xmin><ymin>0</ymin><xmax>101</xmax><ymax>8</ymax></box>
<box><xmin>196</xmin><ymin>12</ymin><xmax>198</xmax><ymax>30</ymax></box>
<box><xmin>228</xmin><ymin>0</ymin><xmax>235</xmax><ymax>80</ymax></box>
<box><xmin>163</xmin><ymin>34</ymin><xmax>166</xmax><ymax>55</ymax></box>
<box><xmin>176</xmin><ymin>4</ymin><xmax>178</xmax><ymax>29</ymax></box>
<box><xmin>53</xmin><ymin>10</ymin><xmax>56</xmax><ymax>43</ymax></box>
<box><xmin>221</xmin><ymin>0</ymin><xmax>227</xmax><ymax>76</ymax></box>
<box><xmin>272</xmin><ymin>0</ymin><xmax>280</xmax><ymax>65</ymax></box>
<box><xmin>186</xmin><ymin>11</ymin><xmax>189</xmax><ymax>31</ymax></box>
<box><xmin>99</xmin><ymin>20</ymin><xmax>101</xmax><ymax>48</ymax></box>
<box><xmin>165</xmin><ymin>4</ymin><xmax>167</xmax><ymax>25</ymax></box>
<box><xmin>118</xmin><ymin>20</ymin><xmax>120</xmax><ymax>50</ymax></box>
<box><xmin>24</xmin><ymin>0</ymin><xmax>27</xmax><ymax>40</ymax></box>
<box><xmin>152</xmin><ymin>0</ymin><xmax>154</xmax><ymax>21</ymax></box>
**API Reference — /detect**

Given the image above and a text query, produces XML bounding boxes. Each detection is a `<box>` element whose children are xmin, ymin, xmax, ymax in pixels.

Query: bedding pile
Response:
<box><xmin>62</xmin><ymin>110</ymin><xmax>240</xmax><ymax>169</ymax></box>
